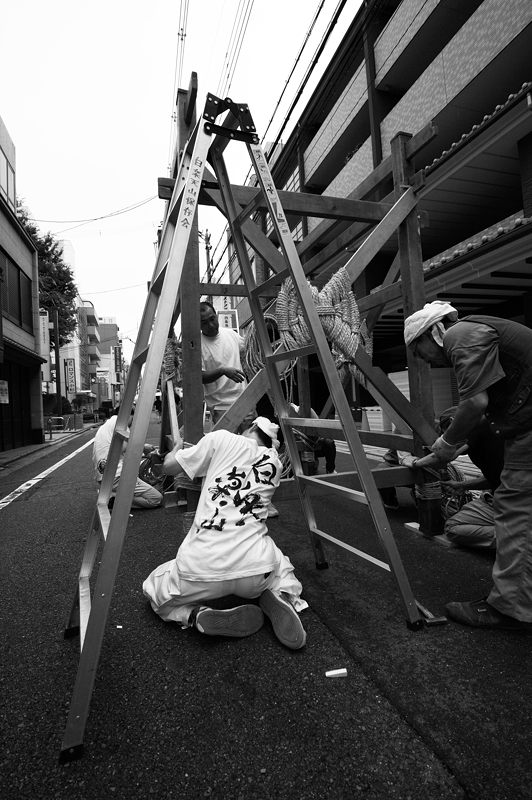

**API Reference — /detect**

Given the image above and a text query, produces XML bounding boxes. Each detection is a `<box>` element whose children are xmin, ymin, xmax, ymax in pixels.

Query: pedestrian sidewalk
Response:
<box><xmin>0</xmin><ymin>413</ymin><xmax>163</xmax><ymax>470</ymax></box>
<box><xmin>0</xmin><ymin>423</ymin><xmax>98</xmax><ymax>469</ymax></box>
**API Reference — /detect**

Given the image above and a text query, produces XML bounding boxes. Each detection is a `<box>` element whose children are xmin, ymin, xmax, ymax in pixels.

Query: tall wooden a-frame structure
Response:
<box><xmin>60</xmin><ymin>80</ymin><xmax>442</xmax><ymax>761</ymax></box>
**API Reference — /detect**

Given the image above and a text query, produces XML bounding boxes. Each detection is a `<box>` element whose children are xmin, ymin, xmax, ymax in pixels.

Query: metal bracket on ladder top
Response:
<box><xmin>203</xmin><ymin>95</ymin><xmax>259</xmax><ymax>144</ymax></box>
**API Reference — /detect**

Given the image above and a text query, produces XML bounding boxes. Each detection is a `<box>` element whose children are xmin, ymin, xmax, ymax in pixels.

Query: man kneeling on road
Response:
<box><xmin>142</xmin><ymin>417</ymin><xmax>307</xmax><ymax>649</ymax></box>
<box><xmin>92</xmin><ymin>405</ymin><xmax>162</xmax><ymax>509</ymax></box>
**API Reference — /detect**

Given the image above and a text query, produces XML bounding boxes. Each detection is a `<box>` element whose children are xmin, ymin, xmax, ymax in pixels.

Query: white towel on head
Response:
<box><xmin>404</xmin><ymin>301</ymin><xmax>458</xmax><ymax>346</ymax></box>
<box><xmin>253</xmin><ymin>416</ymin><xmax>280</xmax><ymax>450</ymax></box>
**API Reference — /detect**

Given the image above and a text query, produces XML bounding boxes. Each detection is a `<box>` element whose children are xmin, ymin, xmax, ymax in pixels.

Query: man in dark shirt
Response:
<box><xmin>404</xmin><ymin>301</ymin><xmax>532</xmax><ymax>632</ymax></box>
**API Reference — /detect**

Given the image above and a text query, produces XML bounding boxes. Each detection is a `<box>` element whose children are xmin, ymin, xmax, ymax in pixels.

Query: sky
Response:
<box><xmin>1</xmin><ymin>0</ymin><xmax>363</xmax><ymax>362</ymax></box>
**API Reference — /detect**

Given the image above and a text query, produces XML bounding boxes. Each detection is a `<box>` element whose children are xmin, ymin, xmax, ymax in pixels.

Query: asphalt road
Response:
<box><xmin>1</xmin><ymin>423</ymin><xmax>531</xmax><ymax>800</ymax></box>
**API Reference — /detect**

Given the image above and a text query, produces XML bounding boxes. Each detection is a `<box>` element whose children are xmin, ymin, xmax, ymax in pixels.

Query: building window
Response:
<box><xmin>20</xmin><ymin>272</ymin><xmax>32</xmax><ymax>329</ymax></box>
<box><xmin>0</xmin><ymin>147</ymin><xmax>16</xmax><ymax>208</ymax></box>
<box><xmin>1</xmin><ymin>253</ymin><xmax>33</xmax><ymax>332</ymax></box>
<box><xmin>0</xmin><ymin>149</ymin><xmax>7</xmax><ymax>198</ymax></box>
<box><xmin>7</xmin><ymin>163</ymin><xmax>15</xmax><ymax>207</ymax></box>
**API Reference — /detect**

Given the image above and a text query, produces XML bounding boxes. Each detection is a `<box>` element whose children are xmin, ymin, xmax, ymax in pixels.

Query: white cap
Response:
<box><xmin>253</xmin><ymin>416</ymin><xmax>280</xmax><ymax>450</ymax></box>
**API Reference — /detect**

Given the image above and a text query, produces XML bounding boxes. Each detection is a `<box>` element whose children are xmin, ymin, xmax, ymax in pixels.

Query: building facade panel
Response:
<box><xmin>441</xmin><ymin>0</ymin><xmax>532</xmax><ymax>96</ymax></box>
<box><xmin>374</xmin><ymin>0</ymin><xmax>440</xmax><ymax>81</ymax></box>
<box><xmin>304</xmin><ymin>62</ymin><xmax>368</xmax><ymax>180</ymax></box>
<box><xmin>380</xmin><ymin>54</ymin><xmax>447</xmax><ymax>156</ymax></box>
<box><xmin>380</xmin><ymin>0</ymin><xmax>532</xmax><ymax>156</ymax></box>
<box><xmin>307</xmin><ymin>138</ymin><xmax>375</xmax><ymax>233</ymax></box>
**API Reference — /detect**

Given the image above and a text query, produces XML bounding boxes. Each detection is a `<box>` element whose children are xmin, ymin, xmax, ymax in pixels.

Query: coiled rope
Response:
<box><xmin>414</xmin><ymin>462</ymin><xmax>472</xmax><ymax>519</ymax></box>
<box><xmin>243</xmin><ymin>266</ymin><xmax>372</xmax><ymax>382</ymax></box>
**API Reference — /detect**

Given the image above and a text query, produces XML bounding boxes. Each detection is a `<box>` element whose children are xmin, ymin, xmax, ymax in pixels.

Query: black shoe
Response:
<box><xmin>446</xmin><ymin>598</ymin><xmax>532</xmax><ymax>632</ymax></box>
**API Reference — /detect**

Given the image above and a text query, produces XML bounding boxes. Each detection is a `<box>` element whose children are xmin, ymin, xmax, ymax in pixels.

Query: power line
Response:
<box><xmin>265</xmin><ymin>0</ymin><xmax>350</xmax><ymax>162</ymax></box>
<box><xmin>261</xmin><ymin>0</ymin><xmax>327</xmax><ymax>144</ymax></box>
<box><xmin>207</xmin><ymin>0</ymin><xmax>327</xmax><ymax>272</ymax></box>
<box><xmin>167</xmin><ymin>0</ymin><xmax>190</xmax><ymax>171</ymax></box>
<box><xmin>216</xmin><ymin>0</ymin><xmax>255</xmax><ymax>98</ymax></box>
<box><xmin>29</xmin><ymin>196</ymin><xmax>158</xmax><ymax>236</ymax></box>
<box><xmin>81</xmin><ymin>282</ymin><xmax>146</xmax><ymax>295</ymax></box>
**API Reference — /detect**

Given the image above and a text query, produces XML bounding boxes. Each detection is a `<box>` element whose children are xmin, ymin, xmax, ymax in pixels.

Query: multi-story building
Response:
<box><xmin>234</xmin><ymin>0</ymin><xmax>532</xmax><ymax>414</ymax></box>
<box><xmin>97</xmin><ymin>316</ymin><xmax>122</xmax><ymax>405</ymax></box>
<box><xmin>0</xmin><ymin>114</ymin><xmax>44</xmax><ymax>450</ymax></box>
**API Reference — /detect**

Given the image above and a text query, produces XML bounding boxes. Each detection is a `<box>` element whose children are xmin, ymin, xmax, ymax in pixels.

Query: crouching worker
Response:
<box><xmin>439</xmin><ymin>407</ymin><xmax>503</xmax><ymax>551</ymax></box>
<box><xmin>93</xmin><ymin>405</ymin><xmax>162</xmax><ymax>509</ymax></box>
<box><xmin>142</xmin><ymin>417</ymin><xmax>308</xmax><ymax>649</ymax></box>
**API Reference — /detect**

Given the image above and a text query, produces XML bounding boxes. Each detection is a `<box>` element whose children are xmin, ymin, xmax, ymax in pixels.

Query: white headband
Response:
<box><xmin>404</xmin><ymin>301</ymin><xmax>458</xmax><ymax>346</ymax></box>
<box><xmin>253</xmin><ymin>416</ymin><xmax>280</xmax><ymax>450</ymax></box>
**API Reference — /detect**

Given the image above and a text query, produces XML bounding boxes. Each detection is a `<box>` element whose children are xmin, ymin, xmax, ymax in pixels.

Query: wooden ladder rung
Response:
<box><xmin>266</xmin><ymin>344</ymin><xmax>316</xmax><ymax>362</ymax></box>
<box><xmin>297</xmin><ymin>474</ymin><xmax>368</xmax><ymax>504</ymax></box>
<box><xmin>250</xmin><ymin>270</ymin><xmax>289</xmax><ymax>295</ymax></box>
<box><xmin>309</xmin><ymin>526</ymin><xmax>390</xmax><ymax>571</ymax></box>
<box><xmin>132</xmin><ymin>346</ymin><xmax>149</xmax><ymax>366</ymax></box>
<box><xmin>284</xmin><ymin>416</ymin><xmax>342</xmax><ymax>430</ymax></box>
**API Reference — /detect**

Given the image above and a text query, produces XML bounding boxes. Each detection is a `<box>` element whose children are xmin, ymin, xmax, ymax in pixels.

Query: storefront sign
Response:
<box><xmin>218</xmin><ymin>308</ymin><xmax>239</xmax><ymax>331</ymax></box>
<box><xmin>64</xmin><ymin>358</ymin><xmax>76</xmax><ymax>393</ymax></box>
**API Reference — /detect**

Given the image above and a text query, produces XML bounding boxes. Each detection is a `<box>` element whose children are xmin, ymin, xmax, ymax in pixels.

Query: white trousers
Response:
<box><xmin>143</xmin><ymin>548</ymin><xmax>307</xmax><ymax>626</ymax></box>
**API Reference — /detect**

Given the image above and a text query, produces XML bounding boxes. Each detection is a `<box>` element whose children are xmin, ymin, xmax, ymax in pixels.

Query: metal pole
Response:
<box><xmin>53</xmin><ymin>308</ymin><xmax>62</xmax><ymax>416</ymax></box>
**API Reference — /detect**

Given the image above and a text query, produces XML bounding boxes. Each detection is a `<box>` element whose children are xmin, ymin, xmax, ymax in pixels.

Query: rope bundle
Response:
<box><xmin>243</xmin><ymin>266</ymin><xmax>372</xmax><ymax>381</ymax></box>
<box><xmin>161</xmin><ymin>334</ymin><xmax>182</xmax><ymax>385</ymax></box>
<box><xmin>414</xmin><ymin>462</ymin><xmax>472</xmax><ymax>519</ymax></box>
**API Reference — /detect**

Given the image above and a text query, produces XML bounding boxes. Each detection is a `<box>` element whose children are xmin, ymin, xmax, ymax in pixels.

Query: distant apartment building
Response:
<box><xmin>97</xmin><ymin>316</ymin><xmax>122</xmax><ymax>405</ymax></box>
<box><xmin>0</xmin><ymin>114</ymin><xmax>44</xmax><ymax>450</ymax></box>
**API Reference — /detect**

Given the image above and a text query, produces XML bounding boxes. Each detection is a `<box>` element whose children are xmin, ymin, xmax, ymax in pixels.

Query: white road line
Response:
<box><xmin>0</xmin><ymin>438</ymin><xmax>94</xmax><ymax>511</ymax></box>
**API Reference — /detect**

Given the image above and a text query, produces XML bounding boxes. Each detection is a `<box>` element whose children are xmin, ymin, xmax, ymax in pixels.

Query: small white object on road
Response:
<box><xmin>326</xmin><ymin>668</ymin><xmax>347</xmax><ymax>678</ymax></box>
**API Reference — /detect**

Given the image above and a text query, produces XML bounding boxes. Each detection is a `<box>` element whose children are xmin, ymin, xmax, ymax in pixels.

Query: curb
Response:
<box><xmin>0</xmin><ymin>425</ymin><xmax>98</xmax><ymax>469</ymax></box>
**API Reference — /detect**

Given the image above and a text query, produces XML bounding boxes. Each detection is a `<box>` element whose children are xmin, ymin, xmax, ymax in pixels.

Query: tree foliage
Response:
<box><xmin>17</xmin><ymin>203</ymin><xmax>78</xmax><ymax>347</ymax></box>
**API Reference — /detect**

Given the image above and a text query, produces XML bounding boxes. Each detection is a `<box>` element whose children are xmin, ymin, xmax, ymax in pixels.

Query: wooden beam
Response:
<box><xmin>200</xmin><ymin>182</ymin><xmax>393</xmax><ymax>222</ymax></box>
<box><xmin>391</xmin><ymin>132</ymin><xmax>434</xmax><ymax>453</ymax></box>
<box><xmin>202</xmin><ymin>184</ymin><xmax>286</xmax><ymax>273</ymax></box>
<box><xmin>342</xmin><ymin>188</ymin><xmax>416</xmax><ymax>286</ymax></box>
<box><xmin>199</xmin><ymin>282</ymin><xmax>278</xmax><ymax>297</ymax></box>
<box><xmin>352</xmin><ymin>348</ymin><xmax>437</xmax><ymax>444</ymax></box>
<box><xmin>184</xmin><ymin>72</ymin><xmax>197</xmax><ymax>126</ymax></box>
<box><xmin>357</xmin><ymin>281</ymin><xmax>403</xmax><ymax>313</ymax></box>
<box><xmin>296</xmin><ymin>121</ymin><xmax>437</xmax><ymax>259</ymax></box>
<box><xmin>365</xmin><ymin>252</ymin><xmax>401</xmax><ymax>332</ymax></box>
<box><xmin>213</xmin><ymin>368</ymin><xmax>270</xmax><ymax>433</ymax></box>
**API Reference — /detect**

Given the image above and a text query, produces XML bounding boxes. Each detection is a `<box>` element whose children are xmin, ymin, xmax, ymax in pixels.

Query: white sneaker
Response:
<box><xmin>259</xmin><ymin>590</ymin><xmax>306</xmax><ymax>649</ymax></box>
<box><xmin>193</xmin><ymin>605</ymin><xmax>264</xmax><ymax>637</ymax></box>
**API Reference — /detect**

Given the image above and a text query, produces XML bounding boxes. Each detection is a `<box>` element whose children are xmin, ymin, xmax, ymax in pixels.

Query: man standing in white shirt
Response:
<box><xmin>200</xmin><ymin>301</ymin><xmax>248</xmax><ymax>424</ymax></box>
<box><xmin>142</xmin><ymin>417</ymin><xmax>307</xmax><ymax>649</ymax></box>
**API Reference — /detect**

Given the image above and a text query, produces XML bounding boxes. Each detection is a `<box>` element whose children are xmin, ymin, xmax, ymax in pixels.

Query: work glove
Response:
<box><xmin>430</xmin><ymin>435</ymin><xmax>458</xmax><ymax>463</ymax></box>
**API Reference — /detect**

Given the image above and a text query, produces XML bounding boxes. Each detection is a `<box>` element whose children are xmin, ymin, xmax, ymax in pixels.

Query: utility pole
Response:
<box><xmin>53</xmin><ymin>308</ymin><xmax>62</xmax><ymax>416</ymax></box>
